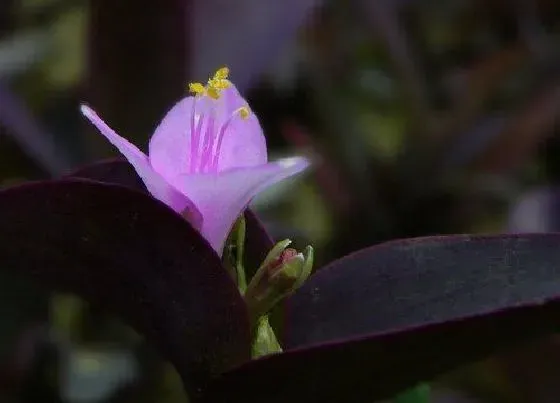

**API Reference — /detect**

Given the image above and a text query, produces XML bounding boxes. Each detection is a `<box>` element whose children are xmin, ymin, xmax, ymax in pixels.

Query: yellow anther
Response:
<box><xmin>238</xmin><ymin>106</ymin><xmax>250</xmax><ymax>119</ymax></box>
<box><xmin>188</xmin><ymin>82</ymin><xmax>206</xmax><ymax>96</ymax></box>
<box><xmin>187</xmin><ymin>67</ymin><xmax>233</xmax><ymax>100</ymax></box>
<box><xmin>209</xmin><ymin>78</ymin><xmax>231</xmax><ymax>91</ymax></box>
<box><xmin>205</xmin><ymin>66</ymin><xmax>232</xmax><ymax>99</ymax></box>
<box><xmin>213</xmin><ymin>67</ymin><xmax>229</xmax><ymax>80</ymax></box>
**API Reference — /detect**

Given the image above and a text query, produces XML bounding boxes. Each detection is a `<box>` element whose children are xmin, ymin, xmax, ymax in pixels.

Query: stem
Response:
<box><xmin>235</xmin><ymin>216</ymin><xmax>247</xmax><ymax>293</ymax></box>
<box><xmin>251</xmin><ymin>315</ymin><xmax>283</xmax><ymax>358</ymax></box>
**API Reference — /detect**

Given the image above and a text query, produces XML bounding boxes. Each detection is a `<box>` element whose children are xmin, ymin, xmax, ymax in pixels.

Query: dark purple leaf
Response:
<box><xmin>68</xmin><ymin>158</ymin><xmax>275</xmax><ymax>276</ymax></box>
<box><xmin>0</xmin><ymin>180</ymin><xmax>251</xmax><ymax>400</ymax></box>
<box><xmin>66</xmin><ymin>158</ymin><xmax>146</xmax><ymax>192</ymax></box>
<box><xmin>205</xmin><ymin>234</ymin><xmax>560</xmax><ymax>403</ymax></box>
<box><xmin>285</xmin><ymin>234</ymin><xmax>560</xmax><ymax>346</ymax></box>
<box><xmin>243</xmin><ymin>210</ymin><xmax>274</xmax><ymax>277</ymax></box>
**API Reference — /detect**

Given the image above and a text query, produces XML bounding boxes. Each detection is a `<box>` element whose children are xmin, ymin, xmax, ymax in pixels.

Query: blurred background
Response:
<box><xmin>2</xmin><ymin>0</ymin><xmax>560</xmax><ymax>401</ymax></box>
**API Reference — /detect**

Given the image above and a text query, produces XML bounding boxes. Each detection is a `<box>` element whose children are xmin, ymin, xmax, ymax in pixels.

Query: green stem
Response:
<box><xmin>235</xmin><ymin>216</ymin><xmax>247</xmax><ymax>293</ymax></box>
<box><xmin>251</xmin><ymin>315</ymin><xmax>283</xmax><ymax>358</ymax></box>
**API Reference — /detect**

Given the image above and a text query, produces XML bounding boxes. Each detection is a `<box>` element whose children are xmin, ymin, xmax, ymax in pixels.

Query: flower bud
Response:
<box><xmin>244</xmin><ymin>240</ymin><xmax>313</xmax><ymax>325</ymax></box>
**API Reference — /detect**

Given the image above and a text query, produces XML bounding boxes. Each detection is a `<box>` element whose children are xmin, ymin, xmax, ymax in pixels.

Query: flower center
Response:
<box><xmin>186</xmin><ymin>67</ymin><xmax>250</xmax><ymax>174</ymax></box>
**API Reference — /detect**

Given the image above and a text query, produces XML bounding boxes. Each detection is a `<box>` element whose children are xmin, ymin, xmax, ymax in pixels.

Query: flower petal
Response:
<box><xmin>80</xmin><ymin>105</ymin><xmax>200</xmax><ymax>218</ymax></box>
<box><xmin>213</xmin><ymin>85</ymin><xmax>268</xmax><ymax>171</ymax></box>
<box><xmin>148</xmin><ymin>96</ymin><xmax>196</xmax><ymax>179</ymax></box>
<box><xmin>171</xmin><ymin>157</ymin><xmax>310</xmax><ymax>254</ymax></box>
<box><xmin>148</xmin><ymin>85</ymin><xmax>267</xmax><ymax>179</ymax></box>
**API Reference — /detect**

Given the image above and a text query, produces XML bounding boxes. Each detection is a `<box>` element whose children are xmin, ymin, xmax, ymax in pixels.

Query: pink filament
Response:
<box><xmin>210</xmin><ymin>110</ymin><xmax>241</xmax><ymax>171</ymax></box>
<box><xmin>198</xmin><ymin>115</ymin><xmax>216</xmax><ymax>173</ymax></box>
<box><xmin>189</xmin><ymin>99</ymin><xmax>245</xmax><ymax>174</ymax></box>
<box><xmin>189</xmin><ymin>99</ymin><xmax>202</xmax><ymax>173</ymax></box>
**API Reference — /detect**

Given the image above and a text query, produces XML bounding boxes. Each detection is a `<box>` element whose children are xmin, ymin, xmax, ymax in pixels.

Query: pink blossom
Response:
<box><xmin>81</xmin><ymin>67</ymin><xmax>309</xmax><ymax>255</ymax></box>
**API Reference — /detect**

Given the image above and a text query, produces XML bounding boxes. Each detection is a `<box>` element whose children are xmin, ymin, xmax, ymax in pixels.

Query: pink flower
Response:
<box><xmin>80</xmin><ymin>67</ymin><xmax>309</xmax><ymax>255</ymax></box>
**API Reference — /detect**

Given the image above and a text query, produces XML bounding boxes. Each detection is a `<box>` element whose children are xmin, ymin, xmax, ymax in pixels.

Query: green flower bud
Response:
<box><xmin>244</xmin><ymin>240</ymin><xmax>314</xmax><ymax>326</ymax></box>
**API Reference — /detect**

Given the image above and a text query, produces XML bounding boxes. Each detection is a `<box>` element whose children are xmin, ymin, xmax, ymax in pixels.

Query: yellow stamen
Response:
<box><xmin>187</xmin><ymin>66</ymin><xmax>233</xmax><ymax>100</ymax></box>
<box><xmin>209</xmin><ymin>78</ymin><xmax>231</xmax><ymax>91</ymax></box>
<box><xmin>207</xmin><ymin>67</ymin><xmax>231</xmax><ymax>97</ymax></box>
<box><xmin>188</xmin><ymin>82</ymin><xmax>206</xmax><ymax>96</ymax></box>
<box><xmin>213</xmin><ymin>67</ymin><xmax>229</xmax><ymax>80</ymax></box>
<box><xmin>206</xmin><ymin>67</ymin><xmax>231</xmax><ymax>99</ymax></box>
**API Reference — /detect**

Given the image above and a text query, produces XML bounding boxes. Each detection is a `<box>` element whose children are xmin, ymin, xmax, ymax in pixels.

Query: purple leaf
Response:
<box><xmin>285</xmin><ymin>234</ymin><xmax>560</xmax><ymax>346</ymax></box>
<box><xmin>243</xmin><ymin>209</ymin><xmax>274</xmax><ymax>276</ymax></box>
<box><xmin>68</xmin><ymin>158</ymin><xmax>276</xmax><ymax>272</ymax></box>
<box><xmin>204</xmin><ymin>234</ymin><xmax>560</xmax><ymax>403</ymax></box>
<box><xmin>0</xmin><ymin>180</ymin><xmax>251</xmax><ymax>400</ymax></box>
<box><xmin>66</xmin><ymin>158</ymin><xmax>146</xmax><ymax>191</ymax></box>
